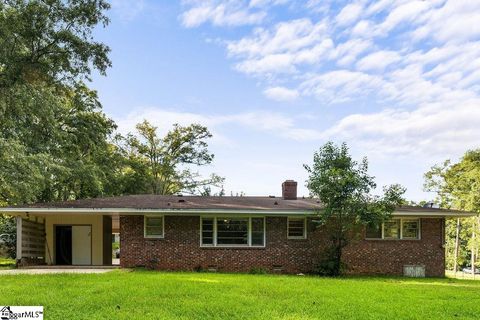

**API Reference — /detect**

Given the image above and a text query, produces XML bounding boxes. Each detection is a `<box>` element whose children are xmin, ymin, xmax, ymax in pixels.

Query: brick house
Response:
<box><xmin>1</xmin><ymin>180</ymin><xmax>473</xmax><ymax>277</ymax></box>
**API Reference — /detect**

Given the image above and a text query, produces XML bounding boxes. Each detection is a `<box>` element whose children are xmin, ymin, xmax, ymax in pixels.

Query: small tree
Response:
<box><xmin>304</xmin><ymin>142</ymin><xmax>405</xmax><ymax>276</ymax></box>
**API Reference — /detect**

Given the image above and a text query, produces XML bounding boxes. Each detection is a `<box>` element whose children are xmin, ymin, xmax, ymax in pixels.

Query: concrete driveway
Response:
<box><xmin>0</xmin><ymin>268</ymin><xmax>116</xmax><ymax>275</ymax></box>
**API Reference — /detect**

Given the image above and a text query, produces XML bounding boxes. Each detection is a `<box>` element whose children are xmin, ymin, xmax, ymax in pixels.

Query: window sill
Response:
<box><xmin>365</xmin><ymin>238</ymin><xmax>421</xmax><ymax>241</ymax></box>
<box><xmin>200</xmin><ymin>246</ymin><xmax>266</xmax><ymax>249</ymax></box>
<box><xmin>144</xmin><ymin>236</ymin><xmax>165</xmax><ymax>240</ymax></box>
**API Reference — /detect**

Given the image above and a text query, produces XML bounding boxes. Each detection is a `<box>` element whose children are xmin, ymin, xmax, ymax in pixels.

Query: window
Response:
<box><xmin>217</xmin><ymin>218</ymin><xmax>248</xmax><ymax>245</ymax></box>
<box><xmin>365</xmin><ymin>223</ymin><xmax>382</xmax><ymax>239</ymax></box>
<box><xmin>201</xmin><ymin>218</ymin><xmax>214</xmax><ymax>245</ymax></box>
<box><xmin>251</xmin><ymin>218</ymin><xmax>265</xmax><ymax>246</ymax></box>
<box><xmin>144</xmin><ymin>216</ymin><xmax>164</xmax><ymax>238</ymax></box>
<box><xmin>384</xmin><ymin>220</ymin><xmax>400</xmax><ymax>239</ymax></box>
<box><xmin>288</xmin><ymin>217</ymin><xmax>306</xmax><ymax>239</ymax></box>
<box><xmin>200</xmin><ymin>217</ymin><xmax>265</xmax><ymax>247</ymax></box>
<box><xmin>402</xmin><ymin>219</ymin><xmax>419</xmax><ymax>239</ymax></box>
<box><xmin>365</xmin><ymin>218</ymin><xmax>420</xmax><ymax>240</ymax></box>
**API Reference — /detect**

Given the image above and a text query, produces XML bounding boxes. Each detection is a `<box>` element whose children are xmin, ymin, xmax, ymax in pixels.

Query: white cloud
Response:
<box><xmin>321</xmin><ymin>99</ymin><xmax>480</xmax><ymax>156</ymax></box>
<box><xmin>180</xmin><ymin>0</ymin><xmax>290</xmax><ymax>27</ymax></box>
<box><xmin>356</xmin><ymin>50</ymin><xmax>401</xmax><ymax>71</ymax></box>
<box><xmin>181</xmin><ymin>2</ymin><xmax>266</xmax><ymax>27</ymax></box>
<box><xmin>376</xmin><ymin>1</ymin><xmax>433</xmax><ymax>35</ymax></box>
<box><xmin>263</xmin><ymin>86</ymin><xmax>299</xmax><ymax>101</ymax></box>
<box><xmin>227</xmin><ymin>19</ymin><xmax>332</xmax><ymax>74</ymax></box>
<box><xmin>336</xmin><ymin>3</ymin><xmax>363</xmax><ymax>27</ymax></box>
<box><xmin>177</xmin><ymin>0</ymin><xmax>480</xmax><ymax>174</ymax></box>
<box><xmin>412</xmin><ymin>1</ymin><xmax>480</xmax><ymax>43</ymax></box>
<box><xmin>227</xmin><ymin>19</ymin><xmax>328</xmax><ymax>57</ymax></box>
<box><xmin>115</xmin><ymin>108</ymin><xmax>322</xmax><ymax>143</ymax></box>
<box><xmin>300</xmin><ymin>70</ymin><xmax>386</xmax><ymax>103</ymax></box>
<box><xmin>331</xmin><ymin>38</ymin><xmax>372</xmax><ymax>66</ymax></box>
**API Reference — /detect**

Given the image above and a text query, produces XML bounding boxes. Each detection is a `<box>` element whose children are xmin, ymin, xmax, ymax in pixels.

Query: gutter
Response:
<box><xmin>0</xmin><ymin>207</ymin><xmax>475</xmax><ymax>217</ymax></box>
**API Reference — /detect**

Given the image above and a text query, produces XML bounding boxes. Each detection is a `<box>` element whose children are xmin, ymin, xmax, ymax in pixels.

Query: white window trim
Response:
<box><xmin>287</xmin><ymin>217</ymin><xmax>307</xmax><ymax>240</ymax></box>
<box><xmin>200</xmin><ymin>216</ymin><xmax>266</xmax><ymax>248</ymax></box>
<box><xmin>144</xmin><ymin>215</ymin><xmax>165</xmax><ymax>239</ymax></box>
<box><xmin>365</xmin><ymin>218</ymin><xmax>421</xmax><ymax>240</ymax></box>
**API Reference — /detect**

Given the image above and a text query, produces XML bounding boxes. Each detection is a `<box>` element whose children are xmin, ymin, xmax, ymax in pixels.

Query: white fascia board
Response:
<box><xmin>392</xmin><ymin>211</ymin><xmax>476</xmax><ymax>217</ymax></box>
<box><xmin>0</xmin><ymin>207</ymin><xmax>313</xmax><ymax>216</ymax></box>
<box><xmin>0</xmin><ymin>207</ymin><xmax>474</xmax><ymax>217</ymax></box>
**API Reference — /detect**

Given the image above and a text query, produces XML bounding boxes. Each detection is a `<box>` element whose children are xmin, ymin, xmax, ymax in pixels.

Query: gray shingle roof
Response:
<box><xmin>10</xmin><ymin>194</ymin><xmax>469</xmax><ymax>215</ymax></box>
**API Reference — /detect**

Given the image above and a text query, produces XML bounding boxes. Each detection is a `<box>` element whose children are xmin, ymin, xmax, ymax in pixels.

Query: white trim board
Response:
<box><xmin>0</xmin><ymin>207</ymin><xmax>474</xmax><ymax>217</ymax></box>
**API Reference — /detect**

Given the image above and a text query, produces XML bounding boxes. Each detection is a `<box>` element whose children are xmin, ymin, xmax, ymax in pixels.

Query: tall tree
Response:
<box><xmin>424</xmin><ymin>149</ymin><xmax>480</xmax><ymax>272</ymax></box>
<box><xmin>0</xmin><ymin>0</ymin><xmax>118</xmax><ymax>205</ymax></box>
<box><xmin>118</xmin><ymin>120</ymin><xmax>224</xmax><ymax>195</ymax></box>
<box><xmin>304</xmin><ymin>142</ymin><xmax>405</xmax><ymax>276</ymax></box>
<box><xmin>0</xmin><ymin>0</ymin><xmax>110</xmax><ymax>87</ymax></box>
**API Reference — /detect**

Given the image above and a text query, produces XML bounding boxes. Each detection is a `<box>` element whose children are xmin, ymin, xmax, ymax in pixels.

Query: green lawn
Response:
<box><xmin>0</xmin><ymin>270</ymin><xmax>479</xmax><ymax>319</ymax></box>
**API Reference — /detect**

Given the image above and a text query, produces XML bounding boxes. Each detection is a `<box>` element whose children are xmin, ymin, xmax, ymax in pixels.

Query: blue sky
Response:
<box><xmin>91</xmin><ymin>0</ymin><xmax>480</xmax><ymax>200</ymax></box>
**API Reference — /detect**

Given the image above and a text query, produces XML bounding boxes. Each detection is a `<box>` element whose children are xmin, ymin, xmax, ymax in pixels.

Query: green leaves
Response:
<box><xmin>0</xmin><ymin>0</ymin><xmax>115</xmax><ymax>205</ymax></box>
<box><xmin>0</xmin><ymin>0</ymin><xmax>111</xmax><ymax>87</ymax></box>
<box><xmin>424</xmin><ymin>149</ymin><xmax>480</xmax><ymax>270</ymax></box>
<box><xmin>425</xmin><ymin>150</ymin><xmax>480</xmax><ymax>213</ymax></box>
<box><xmin>305</xmin><ymin>142</ymin><xmax>405</xmax><ymax>275</ymax></box>
<box><xmin>117</xmin><ymin>120</ymin><xmax>224</xmax><ymax>196</ymax></box>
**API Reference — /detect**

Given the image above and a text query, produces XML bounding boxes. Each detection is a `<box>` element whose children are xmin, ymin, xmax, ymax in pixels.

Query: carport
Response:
<box><xmin>0</xmin><ymin>209</ymin><xmax>118</xmax><ymax>267</ymax></box>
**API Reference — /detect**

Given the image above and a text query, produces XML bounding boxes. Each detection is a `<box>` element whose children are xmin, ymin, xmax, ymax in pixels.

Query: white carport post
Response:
<box><xmin>16</xmin><ymin>216</ymin><xmax>22</xmax><ymax>262</ymax></box>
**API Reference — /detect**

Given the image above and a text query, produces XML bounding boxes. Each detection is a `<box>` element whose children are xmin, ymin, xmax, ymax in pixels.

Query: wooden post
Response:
<box><xmin>472</xmin><ymin>218</ymin><xmax>476</xmax><ymax>277</ymax></box>
<box><xmin>16</xmin><ymin>216</ymin><xmax>22</xmax><ymax>263</ymax></box>
<box><xmin>454</xmin><ymin>218</ymin><xmax>460</xmax><ymax>274</ymax></box>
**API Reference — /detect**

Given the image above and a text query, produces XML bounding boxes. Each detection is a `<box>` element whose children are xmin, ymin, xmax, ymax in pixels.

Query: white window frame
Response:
<box><xmin>287</xmin><ymin>217</ymin><xmax>307</xmax><ymax>240</ymax></box>
<box><xmin>365</xmin><ymin>218</ymin><xmax>421</xmax><ymax>240</ymax></box>
<box><xmin>200</xmin><ymin>216</ymin><xmax>266</xmax><ymax>248</ymax></box>
<box><xmin>144</xmin><ymin>215</ymin><xmax>165</xmax><ymax>239</ymax></box>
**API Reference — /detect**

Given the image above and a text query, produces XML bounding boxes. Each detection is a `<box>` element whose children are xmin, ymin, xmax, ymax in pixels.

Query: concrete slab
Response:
<box><xmin>0</xmin><ymin>268</ymin><xmax>116</xmax><ymax>275</ymax></box>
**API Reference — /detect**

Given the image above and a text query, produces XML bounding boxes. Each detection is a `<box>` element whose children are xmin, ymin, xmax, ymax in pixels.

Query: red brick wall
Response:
<box><xmin>120</xmin><ymin>215</ymin><xmax>445</xmax><ymax>277</ymax></box>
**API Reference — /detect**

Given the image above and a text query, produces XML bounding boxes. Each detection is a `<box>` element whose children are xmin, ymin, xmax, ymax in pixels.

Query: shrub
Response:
<box><xmin>249</xmin><ymin>267</ymin><xmax>268</xmax><ymax>274</ymax></box>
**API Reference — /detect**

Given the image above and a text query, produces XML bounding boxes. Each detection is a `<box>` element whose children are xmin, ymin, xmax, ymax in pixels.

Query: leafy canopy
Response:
<box><xmin>0</xmin><ymin>0</ymin><xmax>115</xmax><ymax>204</ymax></box>
<box><xmin>424</xmin><ymin>149</ymin><xmax>480</xmax><ymax>270</ymax></box>
<box><xmin>304</xmin><ymin>142</ymin><xmax>405</xmax><ymax>275</ymax></box>
<box><xmin>117</xmin><ymin>120</ymin><xmax>224</xmax><ymax>196</ymax></box>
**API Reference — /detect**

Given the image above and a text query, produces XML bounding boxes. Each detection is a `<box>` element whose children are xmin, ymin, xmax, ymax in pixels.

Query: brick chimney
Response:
<box><xmin>282</xmin><ymin>180</ymin><xmax>297</xmax><ymax>200</ymax></box>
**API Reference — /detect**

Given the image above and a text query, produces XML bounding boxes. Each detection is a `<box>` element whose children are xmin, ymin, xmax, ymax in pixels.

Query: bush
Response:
<box><xmin>0</xmin><ymin>215</ymin><xmax>16</xmax><ymax>259</ymax></box>
<box><xmin>194</xmin><ymin>265</ymin><xmax>205</xmax><ymax>272</ymax></box>
<box><xmin>249</xmin><ymin>267</ymin><xmax>268</xmax><ymax>274</ymax></box>
<box><xmin>314</xmin><ymin>247</ymin><xmax>347</xmax><ymax>276</ymax></box>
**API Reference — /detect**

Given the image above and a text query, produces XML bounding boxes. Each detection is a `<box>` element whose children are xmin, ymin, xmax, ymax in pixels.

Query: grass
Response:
<box><xmin>1</xmin><ymin>270</ymin><xmax>480</xmax><ymax>319</ymax></box>
<box><xmin>0</xmin><ymin>257</ymin><xmax>15</xmax><ymax>269</ymax></box>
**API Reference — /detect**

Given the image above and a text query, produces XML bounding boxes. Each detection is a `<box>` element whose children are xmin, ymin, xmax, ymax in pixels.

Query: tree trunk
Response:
<box><xmin>454</xmin><ymin>218</ymin><xmax>460</xmax><ymax>273</ymax></box>
<box><xmin>334</xmin><ymin>244</ymin><xmax>342</xmax><ymax>276</ymax></box>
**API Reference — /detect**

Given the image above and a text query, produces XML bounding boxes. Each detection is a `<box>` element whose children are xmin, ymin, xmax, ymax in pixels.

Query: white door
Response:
<box><xmin>72</xmin><ymin>226</ymin><xmax>92</xmax><ymax>265</ymax></box>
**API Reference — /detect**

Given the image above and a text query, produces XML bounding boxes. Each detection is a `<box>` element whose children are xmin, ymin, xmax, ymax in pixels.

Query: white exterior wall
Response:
<box><xmin>44</xmin><ymin>214</ymin><xmax>104</xmax><ymax>265</ymax></box>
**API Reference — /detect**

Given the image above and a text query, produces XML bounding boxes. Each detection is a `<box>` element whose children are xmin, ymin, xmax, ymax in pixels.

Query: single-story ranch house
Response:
<box><xmin>0</xmin><ymin>180</ymin><xmax>474</xmax><ymax>277</ymax></box>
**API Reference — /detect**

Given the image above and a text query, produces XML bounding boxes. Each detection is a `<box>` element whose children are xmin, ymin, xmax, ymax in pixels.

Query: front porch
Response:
<box><xmin>14</xmin><ymin>213</ymin><xmax>119</xmax><ymax>267</ymax></box>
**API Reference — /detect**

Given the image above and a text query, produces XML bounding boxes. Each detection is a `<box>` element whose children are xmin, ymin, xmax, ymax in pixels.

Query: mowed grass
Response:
<box><xmin>0</xmin><ymin>270</ymin><xmax>479</xmax><ymax>320</ymax></box>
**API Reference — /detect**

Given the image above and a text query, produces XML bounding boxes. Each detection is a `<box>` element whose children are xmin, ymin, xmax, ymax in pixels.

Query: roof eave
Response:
<box><xmin>0</xmin><ymin>207</ymin><xmax>475</xmax><ymax>217</ymax></box>
<box><xmin>0</xmin><ymin>207</ymin><xmax>314</xmax><ymax>216</ymax></box>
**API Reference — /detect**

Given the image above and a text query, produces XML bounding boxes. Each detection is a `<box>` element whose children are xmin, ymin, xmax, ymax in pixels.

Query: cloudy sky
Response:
<box><xmin>91</xmin><ymin>0</ymin><xmax>480</xmax><ymax>200</ymax></box>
